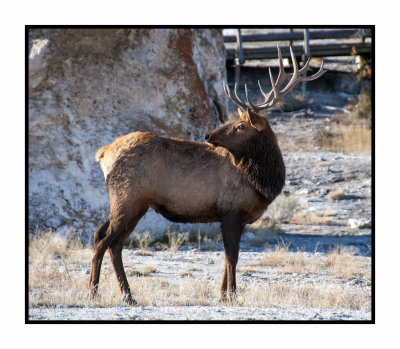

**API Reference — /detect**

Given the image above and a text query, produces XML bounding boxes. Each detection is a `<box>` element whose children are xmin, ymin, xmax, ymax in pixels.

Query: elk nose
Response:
<box><xmin>205</xmin><ymin>132</ymin><xmax>210</xmax><ymax>140</ymax></box>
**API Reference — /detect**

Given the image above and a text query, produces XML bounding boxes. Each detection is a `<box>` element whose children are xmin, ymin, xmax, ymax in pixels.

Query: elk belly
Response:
<box><xmin>148</xmin><ymin>187</ymin><xmax>220</xmax><ymax>223</ymax></box>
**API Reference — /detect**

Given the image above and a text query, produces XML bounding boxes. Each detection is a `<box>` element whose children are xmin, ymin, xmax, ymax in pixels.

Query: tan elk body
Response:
<box><xmin>89</xmin><ymin>46</ymin><xmax>326</xmax><ymax>304</ymax></box>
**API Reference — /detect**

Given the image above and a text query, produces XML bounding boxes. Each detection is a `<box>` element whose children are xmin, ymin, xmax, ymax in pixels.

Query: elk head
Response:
<box><xmin>205</xmin><ymin>109</ymin><xmax>267</xmax><ymax>152</ymax></box>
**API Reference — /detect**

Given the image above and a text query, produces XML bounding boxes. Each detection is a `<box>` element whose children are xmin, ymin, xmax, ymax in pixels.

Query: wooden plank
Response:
<box><xmin>223</xmin><ymin>29</ymin><xmax>370</xmax><ymax>43</ymax></box>
<box><xmin>225</xmin><ymin>43</ymin><xmax>371</xmax><ymax>60</ymax></box>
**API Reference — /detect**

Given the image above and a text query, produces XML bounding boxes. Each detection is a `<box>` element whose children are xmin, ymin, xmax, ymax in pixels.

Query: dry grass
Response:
<box><xmin>315</xmin><ymin>124</ymin><xmax>371</xmax><ymax>154</ymax></box>
<box><xmin>254</xmin><ymin>244</ymin><xmax>307</xmax><ymax>274</ymax></box>
<box><xmin>268</xmin><ymin>194</ymin><xmax>299</xmax><ymax>225</ymax></box>
<box><xmin>132</xmin><ymin>278</ymin><xmax>215</xmax><ymax>306</ymax></box>
<box><xmin>278</xmin><ymin>124</ymin><xmax>371</xmax><ymax>154</ymax></box>
<box><xmin>252</xmin><ymin>194</ymin><xmax>299</xmax><ymax>229</ymax></box>
<box><xmin>166</xmin><ymin>231</ymin><xmax>190</xmax><ymax>252</ymax></box>
<box><xmin>29</xmin><ymin>230</ymin><xmax>92</xmax><ymax>267</ymax></box>
<box><xmin>179</xmin><ymin>271</ymin><xmax>193</xmax><ymax>277</ymax></box>
<box><xmin>199</xmin><ymin>233</ymin><xmax>222</xmax><ymax>251</ymax></box>
<box><xmin>277</xmin><ymin>135</ymin><xmax>315</xmax><ymax>152</ymax></box>
<box><xmin>346</xmin><ymin>90</ymin><xmax>371</xmax><ymax>122</ymax></box>
<box><xmin>126</xmin><ymin>264</ymin><xmax>157</xmax><ymax>277</ymax></box>
<box><xmin>325</xmin><ymin>246</ymin><xmax>371</xmax><ymax>279</ymax></box>
<box><xmin>29</xmin><ymin>231</ymin><xmax>371</xmax><ymax>311</ymax></box>
<box><xmin>238</xmin><ymin>283</ymin><xmax>369</xmax><ymax>309</ymax></box>
<box><xmin>29</xmin><ymin>270</ymin><xmax>370</xmax><ymax>310</ymax></box>
<box><xmin>253</xmin><ymin>243</ymin><xmax>370</xmax><ymax>280</ymax></box>
<box><xmin>131</xmin><ymin>231</ymin><xmax>153</xmax><ymax>251</ymax></box>
<box><xmin>327</xmin><ymin>188</ymin><xmax>345</xmax><ymax>200</ymax></box>
<box><xmin>316</xmin><ymin>90</ymin><xmax>371</xmax><ymax>154</ymax></box>
<box><xmin>290</xmin><ymin>210</ymin><xmax>334</xmax><ymax>225</ymax></box>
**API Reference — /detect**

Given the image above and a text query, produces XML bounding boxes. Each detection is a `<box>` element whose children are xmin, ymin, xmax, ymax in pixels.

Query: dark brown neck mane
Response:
<box><xmin>232</xmin><ymin>135</ymin><xmax>285</xmax><ymax>203</ymax></box>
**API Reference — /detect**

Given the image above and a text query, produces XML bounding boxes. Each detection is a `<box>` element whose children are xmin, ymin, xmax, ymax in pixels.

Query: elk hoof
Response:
<box><xmin>123</xmin><ymin>294</ymin><xmax>137</xmax><ymax>306</ymax></box>
<box><xmin>219</xmin><ymin>292</ymin><xmax>237</xmax><ymax>305</ymax></box>
<box><xmin>88</xmin><ymin>285</ymin><xmax>99</xmax><ymax>300</ymax></box>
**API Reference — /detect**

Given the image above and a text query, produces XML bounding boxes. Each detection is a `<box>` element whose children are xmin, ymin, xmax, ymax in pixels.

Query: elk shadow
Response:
<box><xmin>260</xmin><ymin>232</ymin><xmax>372</xmax><ymax>256</ymax></box>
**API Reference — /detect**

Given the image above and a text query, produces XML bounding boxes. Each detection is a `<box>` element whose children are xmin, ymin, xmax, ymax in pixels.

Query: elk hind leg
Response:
<box><xmin>88</xmin><ymin>219</ymin><xmax>115</xmax><ymax>299</ymax></box>
<box><xmin>108</xmin><ymin>208</ymin><xmax>148</xmax><ymax>305</ymax></box>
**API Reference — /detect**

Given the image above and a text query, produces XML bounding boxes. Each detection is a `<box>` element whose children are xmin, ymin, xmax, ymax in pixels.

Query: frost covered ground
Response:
<box><xmin>29</xmin><ymin>305</ymin><xmax>371</xmax><ymax>321</ymax></box>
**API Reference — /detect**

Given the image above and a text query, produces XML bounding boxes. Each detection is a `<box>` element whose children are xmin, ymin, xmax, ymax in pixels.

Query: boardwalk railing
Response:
<box><xmin>224</xmin><ymin>28</ymin><xmax>372</xmax><ymax>63</ymax></box>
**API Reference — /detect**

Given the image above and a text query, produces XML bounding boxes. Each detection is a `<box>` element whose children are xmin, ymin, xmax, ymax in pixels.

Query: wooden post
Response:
<box><xmin>302</xmin><ymin>29</ymin><xmax>310</xmax><ymax>95</ymax></box>
<box><xmin>235</xmin><ymin>29</ymin><xmax>244</xmax><ymax>87</ymax></box>
<box><xmin>303</xmin><ymin>28</ymin><xmax>310</xmax><ymax>60</ymax></box>
<box><xmin>287</xmin><ymin>28</ymin><xmax>293</xmax><ymax>68</ymax></box>
<box><xmin>235</xmin><ymin>29</ymin><xmax>244</xmax><ymax>65</ymax></box>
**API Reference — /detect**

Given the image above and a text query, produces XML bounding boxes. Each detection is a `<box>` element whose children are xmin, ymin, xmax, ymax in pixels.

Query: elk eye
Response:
<box><xmin>236</xmin><ymin>124</ymin><xmax>245</xmax><ymax>131</ymax></box>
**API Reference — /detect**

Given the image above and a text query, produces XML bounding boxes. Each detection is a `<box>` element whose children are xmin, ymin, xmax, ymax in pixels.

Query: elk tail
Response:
<box><xmin>95</xmin><ymin>145</ymin><xmax>109</xmax><ymax>162</ymax></box>
<box><xmin>94</xmin><ymin>217</ymin><xmax>110</xmax><ymax>247</ymax></box>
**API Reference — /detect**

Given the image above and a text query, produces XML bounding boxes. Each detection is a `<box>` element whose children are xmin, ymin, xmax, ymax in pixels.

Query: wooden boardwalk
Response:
<box><xmin>223</xmin><ymin>28</ymin><xmax>372</xmax><ymax>63</ymax></box>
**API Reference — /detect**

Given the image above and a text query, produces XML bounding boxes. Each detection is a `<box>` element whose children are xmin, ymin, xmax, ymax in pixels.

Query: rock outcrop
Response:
<box><xmin>29</xmin><ymin>28</ymin><xmax>227</xmax><ymax>237</ymax></box>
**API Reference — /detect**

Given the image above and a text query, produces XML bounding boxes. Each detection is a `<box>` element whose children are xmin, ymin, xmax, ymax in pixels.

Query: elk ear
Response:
<box><xmin>237</xmin><ymin>108</ymin><xmax>244</xmax><ymax>118</ymax></box>
<box><xmin>243</xmin><ymin>110</ymin><xmax>266</xmax><ymax>132</ymax></box>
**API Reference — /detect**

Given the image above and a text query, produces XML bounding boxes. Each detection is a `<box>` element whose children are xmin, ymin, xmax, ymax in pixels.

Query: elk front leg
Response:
<box><xmin>219</xmin><ymin>212</ymin><xmax>244</xmax><ymax>303</ymax></box>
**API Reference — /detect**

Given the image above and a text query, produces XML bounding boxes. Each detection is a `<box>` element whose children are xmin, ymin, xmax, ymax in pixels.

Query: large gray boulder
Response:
<box><xmin>29</xmin><ymin>28</ymin><xmax>228</xmax><ymax>238</ymax></box>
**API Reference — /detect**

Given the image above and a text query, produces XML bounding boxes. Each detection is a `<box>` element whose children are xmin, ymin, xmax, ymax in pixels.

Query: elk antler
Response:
<box><xmin>223</xmin><ymin>46</ymin><xmax>327</xmax><ymax>113</ymax></box>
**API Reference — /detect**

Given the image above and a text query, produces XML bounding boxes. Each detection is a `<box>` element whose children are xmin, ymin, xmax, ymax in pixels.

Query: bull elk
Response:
<box><xmin>89</xmin><ymin>46</ymin><xmax>326</xmax><ymax>304</ymax></box>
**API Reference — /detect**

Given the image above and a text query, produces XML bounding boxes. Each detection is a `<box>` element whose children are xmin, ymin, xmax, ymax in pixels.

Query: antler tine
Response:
<box><xmin>279</xmin><ymin>46</ymin><xmax>299</xmax><ymax>97</ymax></box>
<box><xmin>275</xmin><ymin>45</ymin><xmax>289</xmax><ymax>87</ymax></box>
<box><xmin>257</xmin><ymin>80</ymin><xmax>267</xmax><ymax>97</ymax></box>
<box><xmin>223</xmin><ymin>80</ymin><xmax>248</xmax><ymax>112</ymax></box>
<box><xmin>223</xmin><ymin>80</ymin><xmax>233</xmax><ymax>101</ymax></box>
<box><xmin>250</xmin><ymin>69</ymin><xmax>277</xmax><ymax>111</ymax></box>
<box><xmin>299</xmin><ymin>57</ymin><xmax>312</xmax><ymax>73</ymax></box>
<box><xmin>257</xmin><ymin>46</ymin><xmax>287</xmax><ymax>105</ymax></box>
<box><xmin>245</xmin><ymin>83</ymin><xmax>258</xmax><ymax>110</ymax></box>
<box><xmin>234</xmin><ymin>83</ymin><xmax>249</xmax><ymax>110</ymax></box>
<box><xmin>223</xmin><ymin>81</ymin><xmax>235</xmax><ymax>106</ymax></box>
<box><xmin>267</xmin><ymin>67</ymin><xmax>279</xmax><ymax>106</ymax></box>
<box><xmin>299</xmin><ymin>60</ymin><xmax>327</xmax><ymax>82</ymax></box>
